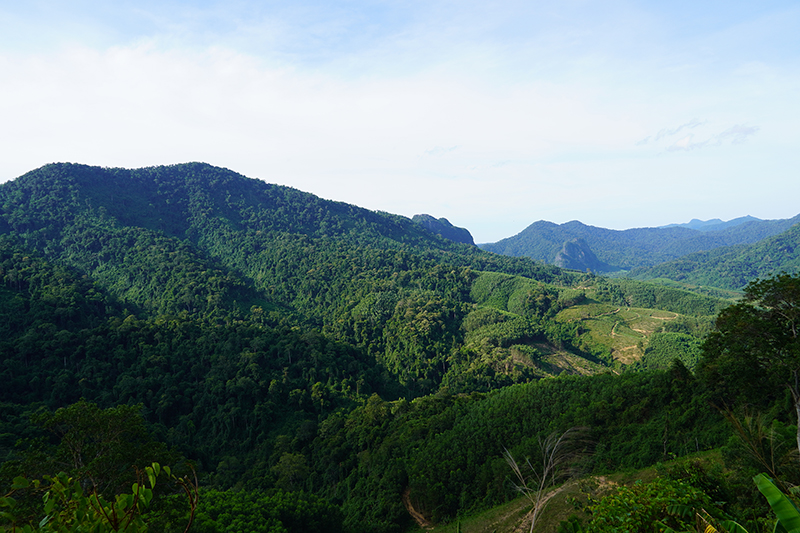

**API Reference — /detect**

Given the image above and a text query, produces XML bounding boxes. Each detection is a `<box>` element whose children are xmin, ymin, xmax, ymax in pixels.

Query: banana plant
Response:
<box><xmin>754</xmin><ymin>473</ymin><xmax>800</xmax><ymax>533</ymax></box>
<box><xmin>659</xmin><ymin>474</ymin><xmax>800</xmax><ymax>533</ymax></box>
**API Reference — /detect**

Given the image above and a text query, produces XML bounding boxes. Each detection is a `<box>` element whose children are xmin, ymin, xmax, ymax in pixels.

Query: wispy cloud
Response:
<box><xmin>637</xmin><ymin>119</ymin><xmax>706</xmax><ymax>146</ymax></box>
<box><xmin>642</xmin><ymin>121</ymin><xmax>760</xmax><ymax>152</ymax></box>
<box><xmin>717</xmin><ymin>124</ymin><xmax>760</xmax><ymax>144</ymax></box>
<box><xmin>655</xmin><ymin>119</ymin><xmax>706</xmax><ymax>141</ymax></box>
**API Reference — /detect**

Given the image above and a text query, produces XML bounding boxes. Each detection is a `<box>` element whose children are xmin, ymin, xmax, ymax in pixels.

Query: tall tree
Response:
<box><xmin>20</xmin><ymin>400</ymin><xmax>178</xmax><ymax>497</ymax></box>
<box><xmin>700</xmin><ymin>273</ymin><xmax>800</xmax><ymax>453</ymax></box>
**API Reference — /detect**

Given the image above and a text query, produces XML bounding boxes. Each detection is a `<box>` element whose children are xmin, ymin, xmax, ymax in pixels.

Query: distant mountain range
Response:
<box><xmin>479</xmin><ymin>215</ymin><xmax>800</xmax><ymax>287</ymax></box>
<box><xmin>658</xmin><ymin>215</ymin><xmax>762</xmax><ymax>231</ymax></box>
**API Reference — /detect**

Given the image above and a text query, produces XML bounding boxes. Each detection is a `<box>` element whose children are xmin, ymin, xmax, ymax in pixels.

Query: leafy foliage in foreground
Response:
<box><xmin>0</xmin><ymin>462</ymin><xmax>197</xmax><ymax>533</ymax></box>
<box><xmin>584</xmin><ymin>477</ymin><xmax>713</xmax><ymax>533</ymax></box>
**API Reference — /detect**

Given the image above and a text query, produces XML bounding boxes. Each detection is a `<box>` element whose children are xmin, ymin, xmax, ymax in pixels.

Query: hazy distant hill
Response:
<box><xmin>629</xmin><ymin>222</ymin><xmax>800</xmax><ymax>290</ymax></box>
<box><xmin>480</xmin><ymin>216</ymin><xmax>800</xmax><ymax>270</ymax></box>
<box><xmin>659</xmin><ymin>215</ymin><xmax>761</xmax><ymax>231</ymax></box>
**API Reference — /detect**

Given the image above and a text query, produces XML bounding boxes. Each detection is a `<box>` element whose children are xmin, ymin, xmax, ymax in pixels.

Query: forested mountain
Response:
<box><xmin>0</xmin><ymin>162</ymin><xmax>776</xmax><ymax>532</ymax></box>
<box><xmin>480</xmin><ymin>216</ymin><xmax>800</xmax><ymax>271</ymax></box>
<box><xmin>628</xmin><ymin>222</ymin><xmax>800</xmax><ymax>290</ymax></box>
<box><xmin>0</xmin><ymin>162</ymin><xmax>580</xmax><ymax>391</ymax></box>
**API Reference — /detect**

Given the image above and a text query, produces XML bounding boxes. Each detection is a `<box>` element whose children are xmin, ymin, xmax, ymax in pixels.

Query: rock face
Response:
<box><xmin>412</xmin><ymin>214</ymin><xmax>474</xmax><ymax>245</ymax></box>
<box><xmin>554</xmin><ymin>238</ymin><xmax>614</xmax><ymax>272</ymax></box>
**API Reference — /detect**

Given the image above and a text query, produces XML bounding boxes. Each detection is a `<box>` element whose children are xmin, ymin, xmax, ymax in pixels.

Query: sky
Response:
<box><xmin>1</xmin><ymin>1</ymin><xmax>799</xmax><ymax>243</ymax></box>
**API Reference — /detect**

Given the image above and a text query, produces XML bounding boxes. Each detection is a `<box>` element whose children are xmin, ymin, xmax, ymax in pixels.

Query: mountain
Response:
<box><xmin>411</xmin><ymin>214</ymin><xmax>474</xmax><ymax>245</ymax></box>
<box><xmin>659</xmin><ymin>215</ymin><xmax>761</xmax><ymax>231</ymax></box>
<box><xmin>0</xmin><ymin>162</ymin><xmax>735</xmax><ymax>399</ymax></box>
<box><xmin>0</xmin><ymin>162</ymin><xmax>596</xmax><ymax>405</ymax></box>
<box><xmin>629</xmin><ymin>221</ymin><xmax>800</xmax><ymax>290</ymax></box>
<box><xmin>480</xmin><ymin>216</ymin><xmax>800</xmax><ymax>270</ymax></box>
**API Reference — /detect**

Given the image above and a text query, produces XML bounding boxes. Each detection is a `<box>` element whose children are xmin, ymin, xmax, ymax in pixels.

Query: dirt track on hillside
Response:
<box><xmin>403</xmin><ymin>487</ymin><xmax>433</xmax><ymax>529</ymax></box>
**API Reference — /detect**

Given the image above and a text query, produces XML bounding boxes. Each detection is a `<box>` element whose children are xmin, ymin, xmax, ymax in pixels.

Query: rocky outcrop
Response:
<box><xmin>554</xmin><ymin>238</ymin><xmax>614</xmax><ymax>272</ymax></box>
<box><xmin>412</xmin><ymin>214</ymin><xmax>474</xmax><ymax>245</ymax></box>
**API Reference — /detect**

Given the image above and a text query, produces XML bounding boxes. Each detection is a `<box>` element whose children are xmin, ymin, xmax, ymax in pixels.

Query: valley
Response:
<box><xmin>0</xmin><ymin>162</ymin><xmax>797</xmax><ymax>532</ymax></box>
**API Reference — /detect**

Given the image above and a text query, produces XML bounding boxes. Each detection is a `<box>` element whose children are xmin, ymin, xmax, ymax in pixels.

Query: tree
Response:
<box><xmin>271</xmin><ymin>453</ymin><xmax>309</xmax><ymax>492</ymax></box>
<box><xmin>1</xmin><ymin>402</ymin><xmax>193</xmax><ymax>530</ymax></box>
<box><xmin>27</xmin><ymin>401</ymin><xmax>178</xmax><ymax>497</ymax></box>
<box><xmin>700</xmin><ymin>273</ymin><xmax>800</xmax><ymax>455</ymax></box>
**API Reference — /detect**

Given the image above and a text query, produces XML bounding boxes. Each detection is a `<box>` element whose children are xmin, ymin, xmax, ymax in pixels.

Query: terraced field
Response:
<box><xmin>556</xmin><ymin>302</ymin><xmax>680</xmax><ymax>364</ymax></box>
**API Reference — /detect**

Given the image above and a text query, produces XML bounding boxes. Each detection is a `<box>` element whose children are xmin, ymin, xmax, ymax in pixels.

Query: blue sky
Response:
<box><xmin>1</xmin><ymin>1</ymin><xmax>799</xmax><ymax>242</ymax></box>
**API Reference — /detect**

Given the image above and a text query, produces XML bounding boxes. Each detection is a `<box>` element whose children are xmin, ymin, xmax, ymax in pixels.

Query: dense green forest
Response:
<box><xmin>0</xmin><ymin>162</ymin><xmax>797</xmax><ymax>532</ymax></box>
